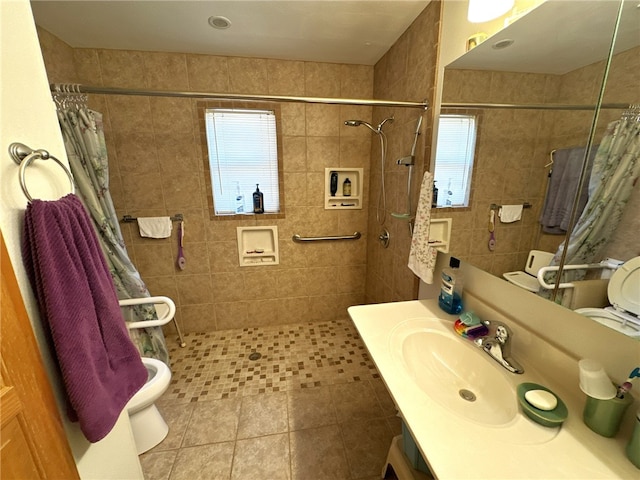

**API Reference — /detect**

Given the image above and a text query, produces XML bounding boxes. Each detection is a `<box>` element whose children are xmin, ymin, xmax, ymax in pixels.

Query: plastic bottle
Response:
<box><xmin>330</xmin><ymin>171</ymin><xmax>338</xmax><ymax>196</ymax></box>
<box><xmin>438</xmin><ymin>257</ymin><xmax>463</xmax><ymax>314</ymax></box>
<box><xmin>252</xmin><ymin>184</ymin><xmax>264</xmax><ymax>214</ymax></box>
<box><xmin>343</xmin><ymin>178</ymin><xmax>352</xmax><ymax>196</ymax></box>
<box><xmin>432</xmin><ymin>181</ymin><xmax>438</xmax><ymax>208</ymax></box>
<box><xmin>235</xmin><ymin>182</ymin><xmax>244</xmax><ymax>213</ymax></box>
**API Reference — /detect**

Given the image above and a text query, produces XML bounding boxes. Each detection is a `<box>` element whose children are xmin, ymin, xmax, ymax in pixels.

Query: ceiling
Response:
<box><xmin>30</xmin><ymin>1</ymin><xmax>431</xmax><ymax>66</ymax></box>
<box><xmin>449</xmin><ymin>0</ymin><xmax>640</xmax><ymax>75</ymax></box>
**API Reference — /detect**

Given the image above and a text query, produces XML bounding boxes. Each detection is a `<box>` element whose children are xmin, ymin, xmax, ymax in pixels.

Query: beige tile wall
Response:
<box><xmin>437</xmin><ymin>44</ymin><xmax>638</xmax><ymax>277</ymax></box>
<box><xmin>365</xmin><ymin>2</ymin><xmax>441</xmax><ymax>304</ymax></box>
<box><xmin>37</xmin><ymin>28</ymin><xmax>377</xmax><ymax>334</ymax></box>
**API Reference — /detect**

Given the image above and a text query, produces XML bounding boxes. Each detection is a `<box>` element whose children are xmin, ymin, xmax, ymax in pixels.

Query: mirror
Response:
<box><xmin>435</xmin><ymin>1</ymin><xmax>640</xmax><ymax>336</ymax></box>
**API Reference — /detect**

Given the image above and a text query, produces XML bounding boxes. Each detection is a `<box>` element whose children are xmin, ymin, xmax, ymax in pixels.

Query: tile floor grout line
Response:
<box><xmin>148</xmin><ymin>318</ymin><xmax>392</xmax><ymax>480</ymax></box>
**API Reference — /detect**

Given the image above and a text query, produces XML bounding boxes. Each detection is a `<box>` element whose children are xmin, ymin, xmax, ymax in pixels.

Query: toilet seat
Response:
<box><xmin>576</xmin><ymin>256</ymin><xmax>640</xmax><ymax>338</ymax></box>
<box><xmin>607</xmin><ymin>256</ymin><xmax>640</xmax><ymax>316</ymax></box>
<box><xmin>127</xmin><ymin>358</ymin><xmax>171</xmax><ymax>414</ymax></box>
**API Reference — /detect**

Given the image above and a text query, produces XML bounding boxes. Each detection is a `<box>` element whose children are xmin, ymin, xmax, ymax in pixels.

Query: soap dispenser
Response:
<box><xmin>252</xmin><ymin>184</ymin><xmax>264</xmax><ymax>214</ymax></box>
<box><xmin>438</xmin><ymin>257</ymin><xmax>463</xmax><ymax>314</ymax></box>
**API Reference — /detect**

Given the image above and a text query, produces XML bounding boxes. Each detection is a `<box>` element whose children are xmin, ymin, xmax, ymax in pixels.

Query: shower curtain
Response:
<box><xmin>545</xmin><ymin>112</ymin><xmax>640</xmax><ymax>304</ymax></box>
<box><xmin>56</xmin><ymin>104</ymin><xmax>169</xmax><ymax>364</ymax></box>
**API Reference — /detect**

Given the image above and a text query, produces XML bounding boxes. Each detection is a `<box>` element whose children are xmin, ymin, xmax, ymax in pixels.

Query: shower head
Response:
<box><xmin>344</xmin><ymin>119</ymin><xmax>378</xmax><ymax>133</ymax></box>
<box><xmin>344</xmin><ymin>117</ymin><xmax>394</xmax><ymax>134</ymax></box>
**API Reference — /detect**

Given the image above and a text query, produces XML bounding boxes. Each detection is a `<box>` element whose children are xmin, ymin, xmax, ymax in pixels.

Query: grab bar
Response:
<box><xmin>292</xmin><ymin>232</ymin><xmax>361</xmax><ymax>243</ymax></box>
<box><xmin>537</xmin><ymin>261</ymin><xmax>621</xmax><ymax>289</ymax></box>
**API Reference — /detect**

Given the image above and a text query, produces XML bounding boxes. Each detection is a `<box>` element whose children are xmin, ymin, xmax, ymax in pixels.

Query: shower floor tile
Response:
<box><xmin>161</xmin><ymin>318</ymin><xmax>379</xmax><ymax>404</ymax></box>
<box><xmin>147</xmin><ymin>318</ymin><xmax>397</xmax><ymax>480</ymax></box>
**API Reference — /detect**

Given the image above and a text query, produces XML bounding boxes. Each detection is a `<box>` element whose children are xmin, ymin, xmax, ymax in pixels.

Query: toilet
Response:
<box><xmin>503</xmin><ymin>250</ymin><xmax>554</xmax><ymax>292</ymax></box>
<box><xmin>575</xmin><ymin>256</ymin><xmax>640</xmax><ymax>337</ymax></box>
<box><xmin>126</xmin><ymin>357</ymin><xmax>172</xmax><ymax>455</ymax></box>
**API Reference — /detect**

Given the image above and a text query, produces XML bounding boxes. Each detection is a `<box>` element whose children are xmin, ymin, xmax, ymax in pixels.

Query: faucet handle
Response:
<box><xmin>494</xmin><ymin>323</ymin><xmax>512</xmax><ymax>345</ymax></box>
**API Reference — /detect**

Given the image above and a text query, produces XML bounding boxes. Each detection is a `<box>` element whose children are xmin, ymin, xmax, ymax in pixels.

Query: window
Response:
<box><xmin>204</xmin><ymin>107</ymin><xmax>280</xmax><ymax>216</ymax></box>
<box><xmin>433</xmin><ymin>114</ymin><xmax>477</xmax><ymax>207</ymax></box>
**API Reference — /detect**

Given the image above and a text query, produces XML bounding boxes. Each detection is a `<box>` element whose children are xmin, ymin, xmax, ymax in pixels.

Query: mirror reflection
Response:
<box><xmin>434</xmin><ymin>1</ymin><xmax>640</xmax><ymax>337</ymax></box>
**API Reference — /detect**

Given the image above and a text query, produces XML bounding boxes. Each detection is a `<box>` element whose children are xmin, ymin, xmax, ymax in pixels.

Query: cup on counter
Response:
<box><xmin>578</xmin><ymin>359</ymin><xmax>617</xmax><ymax>400</ymax></box>
<box><xmin>626</xmin><ymin>410</ymin><xmax>640</xmax><ymax>469</ymax></box>
<box><xmin>583</xmin><ymin>391</ymin><xmax>634</xmax><ymax>437</ymax></box>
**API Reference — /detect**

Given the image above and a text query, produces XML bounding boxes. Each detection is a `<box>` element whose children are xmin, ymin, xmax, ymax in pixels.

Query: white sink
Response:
<box><xmin>390</xmin><ymin>317</ymin><xmax>518</xmax><ymax>426</ymax></box>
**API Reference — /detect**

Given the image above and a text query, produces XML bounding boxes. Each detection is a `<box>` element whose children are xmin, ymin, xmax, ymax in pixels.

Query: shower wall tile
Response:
<box><xmin>228</xmin><ymin>57</ymin><xmax>269</xmax><ymax>94</ymax></box>
<box><xmin>306</xmin><ymin>136</ymin><xmax>339</xmax><ymax>171</ymax></box>
<box><xmin>143</xmin><ymin>52</ymin><xmax>189</xmax><ymax>91</ymax></box>
<box><xmin>281</xmin><ymin>136</ymin><xmax>307</xmax><ymax>172</ymax></box>
<box><xmin>121</xmin><ymin>173</ymin><xmax>165</xmax><ymax>210</ymax></box>
<box><xmin>106</xmin><ymin>95</ymin><xmax>154</xmax><ymax>133</ymax></box>
<box><xmin>177</xmin><ymin>274</ymin><xmax>214</xmax><ymax>305</ymax></box>
<box><xmin>185</xmin><ymin>54</ymin><xmax>230</xmax><ymax>92</ymax></box>
<box><xmin>305</xmin><ymin>104</ymin><xmax>340</xmax><ymax>137</ymax></box>
<box><xmin>36</xmin><ymin>26</ymin><xmax>76</xmax><ymax>83</ymax></box>
<box><xmin>366</xmin><ymin>1</ymin><xmax>440</xmax><ymax>304</ymax></box>
<box><xmin>340</xmin><ymin>64</ymin><xmax>374</xmax><ymax>99</ymax></box>
<box><xmin>305</xmin><ymin>62</ymin><xmax>341</xmax><ymax>97</ymax></box>
<box><xmin>73</xmin><ymin>49</ymin><xmax>103</xmax><ymax>86</ymax></box>
<box><xmin>160</xmin><ymin>172</ymin><xmax>203</xmax><ymax>210</ymax></box>
<box><xmin>134</xmin><ymin>244</ymin><xmax>176</xmax><ymax>277</ymax></box>
<box><xmin>98</xmin><ymin>49</ymin><xmax>149</xmax><ymax>89</ymax></box>
<box><xmin>280</xmin><ymin>103</ymin><xmax>307</xmax><ymax>136</ymax></box>
<box><xmin>178</xmin><ymin>303</ymin><xmax>216</xmax><ymax>333</ymax></box>
<box><xmin>39</xmin><ymin>29</ymin><xmax>373</xmax><ymax>333</ymax></box>
<box><xmin>267</xmin><ymin>59</ymin><xmax>305</xmax><ymax>96</ymax></box>
<box><xmin>149</xmin><ymin>97</ymin><xmax>194</xmax><ymax>134</ymax></box>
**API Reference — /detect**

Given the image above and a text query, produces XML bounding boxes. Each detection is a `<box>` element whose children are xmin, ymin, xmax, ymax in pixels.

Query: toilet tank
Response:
<box><xmin>525</xmin><ymin>250</ymin><xmax>554</xmax><ymax>276</ymax></box>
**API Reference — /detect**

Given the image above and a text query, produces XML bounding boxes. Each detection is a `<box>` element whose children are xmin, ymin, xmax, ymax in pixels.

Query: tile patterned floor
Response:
<box><xmin>143</xmin><ymin>318</ymin><xmax>401</xmax><ymax>480</ymax></box>
<box><xmin>163</xmin><ymin>319</ymin><xmax>380</xmax><ymax>403</ymax></box>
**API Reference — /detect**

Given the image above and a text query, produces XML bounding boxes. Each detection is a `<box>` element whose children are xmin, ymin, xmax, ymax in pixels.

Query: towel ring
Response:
<box><xmin>9</xmin><ymin>142</ymin><xmax>75</xmax><ymax>201</ymax></box>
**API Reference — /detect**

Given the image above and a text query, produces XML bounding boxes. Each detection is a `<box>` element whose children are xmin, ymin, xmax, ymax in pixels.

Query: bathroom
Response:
<box><xmin>1</xmin><ymin>0</ymin><xmax>639</xmax><ymax>479</ymax></box>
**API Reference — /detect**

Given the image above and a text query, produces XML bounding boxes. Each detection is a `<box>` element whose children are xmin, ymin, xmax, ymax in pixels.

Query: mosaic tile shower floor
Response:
<box><xmin>144</xmin><ymin>318</ymin><xmax>402</xmax><ymax>480</ymax></box>
<box><xmin>164</xmin><ymin>318</ymin><xmax>380</xmax><ymax>403</ymax></box>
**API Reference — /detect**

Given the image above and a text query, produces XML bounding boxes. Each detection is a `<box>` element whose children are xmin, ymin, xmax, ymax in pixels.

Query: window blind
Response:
<box><xmin>434</xmin><ymin>115</ymin><xmax>477</xmax><ymax>207</ymax></box>
<box><xmin>205</xmin><ymin>108</ymin><xmax>280</xmax><ymax>215</ymax></box>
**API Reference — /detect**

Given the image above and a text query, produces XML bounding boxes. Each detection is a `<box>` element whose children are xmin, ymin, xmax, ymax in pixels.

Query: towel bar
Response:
<box><xmin>9</xmin><ymin>142</ymin><xmax>75</xmax><ymax>201</ymax></box>
<box><xmin>122</xmin><ymin>214</ymin><xmax>183</xmax><ymax>223</ymax></box>
<box><xmin>292</xmin><ymin>232</ymin><xmax>361</xmax><ymax>243</ymax></box>
<box><xmin>490</xmin><ymin>202</ymin><xmax>531</xmax><ymax>210</ymax></box>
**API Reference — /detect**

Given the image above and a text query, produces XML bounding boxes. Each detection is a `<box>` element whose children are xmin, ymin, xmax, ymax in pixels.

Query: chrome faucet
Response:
<box><xmin>474</xmin><ymin>321</ymin><xmax>524</xmax><ymax>374</ymax></box>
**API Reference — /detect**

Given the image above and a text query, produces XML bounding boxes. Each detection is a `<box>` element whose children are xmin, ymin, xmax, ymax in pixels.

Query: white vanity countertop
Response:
<box><xmin>349</xmin><ymin>299</ymin><xmax>639</xmax><ymax>479</ymax></box>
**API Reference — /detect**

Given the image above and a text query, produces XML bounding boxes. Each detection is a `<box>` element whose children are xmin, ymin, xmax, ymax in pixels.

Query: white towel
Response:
<box><xmin>498</xmin><ymin>205</ymin><xmax>523</xmax><ymax>223</ymax></box>
<box><xmin>137</xmin><ymin>217</ymin><xmax>172</xmax><ymax>238</ymax></box>
<box><xmin>408</xmin><ymin>171</ymin><xmax>438</xmax><ymax>284</ymax></box>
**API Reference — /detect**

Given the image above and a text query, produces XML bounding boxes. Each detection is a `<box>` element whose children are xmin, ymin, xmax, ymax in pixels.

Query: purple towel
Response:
<box><xmin>539</xmin><ymin>146</ymin><xmax>596</xmax><ymax>234</ymax></box>
<box><xmin>22</xmin><ymin>194</ymin><xmax>146</xmax><ymax>443</ymax></box>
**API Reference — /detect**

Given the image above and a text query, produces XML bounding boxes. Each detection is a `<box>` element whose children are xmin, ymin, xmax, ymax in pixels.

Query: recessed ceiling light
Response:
<box><xmin>492</xmin><ymin>39</ymin><xmax>515</xmax><ymax>50</ymax></box>
<box><xmin>208</xmin><ymin>16</ymin><xmax>231</xmax><ymax>30</ymax></box>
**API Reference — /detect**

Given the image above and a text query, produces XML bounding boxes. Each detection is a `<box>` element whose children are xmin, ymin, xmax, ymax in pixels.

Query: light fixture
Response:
<box><xmin>208</xmin><ymin>16</ymin><xmax>231</xmax><ymax>29</ymax></box>
<box><xmin>467</xmin><ymin>0</ymin><xmax>515</xmax><ymax>23</ymax></box>
<box><xmin>492</xmin><ymin>39</ymin><xmax>515</xmax><ymax>50</ymax></box>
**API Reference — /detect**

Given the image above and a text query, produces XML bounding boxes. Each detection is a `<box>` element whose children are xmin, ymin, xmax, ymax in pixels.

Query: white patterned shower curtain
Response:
<box><xmin>56</xmin><ymin>104</ymin><xmax>169</xmax><ymax>364</ymax></box>
<box><xmin>546</xmin><ymin>112</ymin><xmax>640</xmax><ymax>303</ymax></box>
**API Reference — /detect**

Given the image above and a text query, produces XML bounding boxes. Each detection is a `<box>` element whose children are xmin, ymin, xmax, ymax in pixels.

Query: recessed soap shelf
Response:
<box><xmin>325</xmin><ymin>168</ymin><xmax>363</xmax><ymax>210</ymax></box>
<box><xmin>429</xmin><ymin>218</ymin><xmax>452</xmax><ymax>253</ymax></box>
<box><xmin>236</xmin><ymin>226</ymin><xmax>279</xmax><ymax>267</ymax></box>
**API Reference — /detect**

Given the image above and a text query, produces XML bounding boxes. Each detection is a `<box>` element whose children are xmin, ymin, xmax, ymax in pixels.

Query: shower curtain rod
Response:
<box><xmin>50</xmin><ymin>83</ymin><xmax>429</xmax><ymax>110</ymax></box>
<box><xmin>441</xmin><ymin>102</ymin><xmax>630</xmax><ymax>111</ymax></box>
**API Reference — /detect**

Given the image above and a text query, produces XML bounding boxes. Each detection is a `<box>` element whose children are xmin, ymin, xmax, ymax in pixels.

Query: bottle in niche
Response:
<box><xmin>252</xmin><ymin>184</ymin><xmax>264</xmax><ymax>214</ymax></box>
<box><xmin>343</xmin><ymin>178</ymin><xmax>352</xmax><ymax>196</ymax></box>
<box><xmin>330</xmin><ymin>171</ymin><xmax>339</xmax><ymax>196</ymax></box>
<box><xmin>235</xmin><ymin>182</ymin><xmax>244</xmax><ymax>213</ymax></box>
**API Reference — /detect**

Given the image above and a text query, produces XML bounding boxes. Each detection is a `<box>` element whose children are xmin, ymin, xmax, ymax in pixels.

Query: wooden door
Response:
<box><xmin>1</xmin><ymin>231</ymin><xmax>79</xmax><ymax>479</ymax></box>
